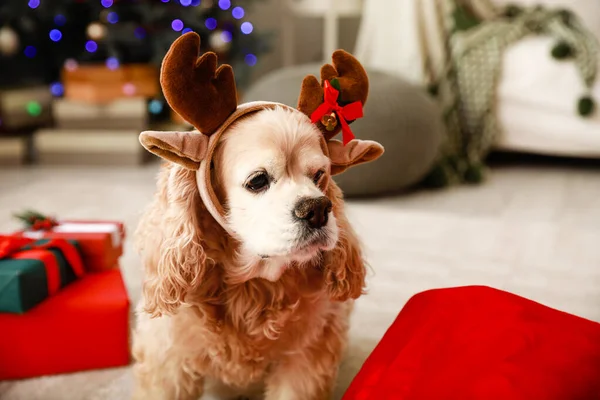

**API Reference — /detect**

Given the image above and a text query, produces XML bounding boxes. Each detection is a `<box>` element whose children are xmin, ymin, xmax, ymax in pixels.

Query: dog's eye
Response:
<box><xmin>313</xmin><ymin>170</ymin><xmax>325</xmax><ymax>185</ymax></box>
<box><xmin>245</xmin><ymin>173</ymin><xmax>270</xmax><ymax>192</ymax></box>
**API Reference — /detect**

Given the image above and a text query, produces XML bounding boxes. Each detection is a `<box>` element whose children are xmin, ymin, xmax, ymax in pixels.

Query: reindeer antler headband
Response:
<box><xmin>140</xmin><ymin>32</ymin><xmax>383</xmax><ymax>235</ymax></box>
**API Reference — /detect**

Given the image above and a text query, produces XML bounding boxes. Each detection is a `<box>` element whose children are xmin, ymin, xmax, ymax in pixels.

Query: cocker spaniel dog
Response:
<box><xmin>132</xmin><ymin>32</ymin><xmax>384</xmax><ymax>400</ymax></box>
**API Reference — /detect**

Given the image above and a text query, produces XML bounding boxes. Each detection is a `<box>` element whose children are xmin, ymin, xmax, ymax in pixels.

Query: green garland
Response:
<box><xmin>13</xmin><ymin>210</ymin><xmax>58</xmax><ymax>230</ymax></box>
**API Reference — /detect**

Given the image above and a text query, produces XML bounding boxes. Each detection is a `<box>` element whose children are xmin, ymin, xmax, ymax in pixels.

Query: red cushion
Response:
<box><xmin>343</xmin><ymin>286</ymin><xmax>600</xmax><ymax>400</ymax></box>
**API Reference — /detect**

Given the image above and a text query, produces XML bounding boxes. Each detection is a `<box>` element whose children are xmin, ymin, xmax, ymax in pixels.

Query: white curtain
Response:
<box><xmin>354</xmin><ymin>0</ymin><xmax>551</xmax><ymax>86</ymax></box>
<box><xmin>354</xmin><ymin>0</ymin><xmax>456</xmax><ymax>86</ymax></box>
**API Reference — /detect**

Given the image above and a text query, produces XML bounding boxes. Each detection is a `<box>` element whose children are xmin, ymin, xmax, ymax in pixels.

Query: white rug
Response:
<box><xmin>1</xmin><ymin>160</ymin><xmax>599</xmax><ymax>399</ymax></box>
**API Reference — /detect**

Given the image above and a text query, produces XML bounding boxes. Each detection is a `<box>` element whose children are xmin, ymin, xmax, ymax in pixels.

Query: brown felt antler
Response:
<box><xmin>161</xmin><ymin>32</ymin><xmax>238</xmax><ymax>135</ymax></box>
<box><xmin>297</xmin><ymin>50</ymin><xmax>369</xmax><ymax>142</ymax></box>
<box><xmin>297</xmin><ymin>50</ymin><xmax>383</xmax><ymax>175</ymax></box>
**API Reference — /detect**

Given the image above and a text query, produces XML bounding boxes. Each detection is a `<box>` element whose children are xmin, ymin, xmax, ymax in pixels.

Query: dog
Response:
<box><xmin>132</xmin><ymin>32</ymin><xmax>383</xmax><ymax>400</ymax></box>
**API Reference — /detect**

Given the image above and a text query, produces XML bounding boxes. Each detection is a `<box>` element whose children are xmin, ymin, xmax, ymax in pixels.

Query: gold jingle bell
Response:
<box><xmin>321</xmin><ymin>112</ymin><xmax>338</xmax><ymax>131</ymax></box>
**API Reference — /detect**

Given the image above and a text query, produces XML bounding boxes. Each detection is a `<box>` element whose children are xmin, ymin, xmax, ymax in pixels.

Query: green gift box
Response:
<box><xmin>0</xmin><ymin>236</ymin><xmax>85</xmax><ymax>313</ymax></box>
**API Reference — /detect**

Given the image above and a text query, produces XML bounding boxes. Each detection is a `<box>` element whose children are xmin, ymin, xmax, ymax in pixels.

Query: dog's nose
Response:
<box><xmin>294</xmin><ymin>196</ymin><xmax>333</xmax><ymax>229</ymax></box>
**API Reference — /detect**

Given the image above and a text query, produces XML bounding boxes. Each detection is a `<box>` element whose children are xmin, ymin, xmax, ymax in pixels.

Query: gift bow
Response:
<box><xmin>0</xmin><ymin>236</ymin><xmax>85</xmax><ymax>296</ymax></box>
<box><xmin>310</xmin><ymin>80</ymin><xmax>364</xmax><ymax>145</ymax></box>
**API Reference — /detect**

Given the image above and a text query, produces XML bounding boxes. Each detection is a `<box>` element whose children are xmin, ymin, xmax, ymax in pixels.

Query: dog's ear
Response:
<box><xmin>323</xmin><ymin>183</ymin><xmax>367</xmax><ymax>301</ymax></box>
<box><xmin>327</xmin><ymin>139</ymin><xmax>384</xmax><ymax>175</ymax></box>
<box><xmin>136</xmin><ymin>166</ymin><xmax>221</xmax><ymax>318</ymax></box>
<box><xmin>140</xmin><ymin>131</ymin><xmax>209</xmax><ymax>170</ymax></box>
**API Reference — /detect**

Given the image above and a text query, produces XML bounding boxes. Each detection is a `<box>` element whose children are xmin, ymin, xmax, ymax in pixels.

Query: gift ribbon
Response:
<box><xmin>23</xmin><ymin>222</ymin><xmax>122</xmax><ymax>247</ymax></box>
<box><xmin>310</xmin><ymin>80</ymin><xmax>364</xmax><ymax>145</ymax></box>
<box><xmin>0</xmin><ymin>236</ymin><xmax>85</xmax><ymax>295</ymax></box>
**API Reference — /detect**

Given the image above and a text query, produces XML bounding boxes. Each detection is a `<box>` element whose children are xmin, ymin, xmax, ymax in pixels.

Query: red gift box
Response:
<box><xmin>343</xmin><ymin>286</ymin><xmax>600</xmax><ymax>400</ymax></box>
<box><xmin>0</xmin><ymin>268</ymin><xmax>131</xmax><ymax>380</ymax></box>
<box><xmin>17</xmin><ymin>220</ymin><xmax>126</xmax><ymax>272</ymax></box>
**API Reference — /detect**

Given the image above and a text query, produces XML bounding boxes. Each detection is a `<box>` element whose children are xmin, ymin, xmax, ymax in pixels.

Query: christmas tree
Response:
<box><xmin>0</xmin><ymin>0</ymin><xmax>269</xmax><ymax>93</ymax></box>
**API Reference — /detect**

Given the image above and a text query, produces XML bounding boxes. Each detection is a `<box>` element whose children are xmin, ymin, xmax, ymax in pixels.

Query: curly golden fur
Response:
<box><xmin>132</xmin><ymin>111</ymin><xmax>367</xmax><ymax>400</ymax></box>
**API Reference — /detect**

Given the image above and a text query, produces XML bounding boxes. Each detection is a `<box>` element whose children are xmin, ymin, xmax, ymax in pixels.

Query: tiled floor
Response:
<box><xmin>1</xmin><ymin>158</ymin><xmax>599</xmax><ymax>399</ymax></box>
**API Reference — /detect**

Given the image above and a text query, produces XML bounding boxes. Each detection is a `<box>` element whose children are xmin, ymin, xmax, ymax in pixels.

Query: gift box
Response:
<box><xmin>17</xmin><ymin>220</ymin><xmax>126</xmax><ymax>272</ymax></box>
<box><xmin>343</xmin><ymin>286</ymin><xmax>600</xmax><ymax>400</ymax></box>
<box><xmin>62</xmin><ymin>63</ymin><xmax>159</xmax><ymax>104</ymax></box>
<box><xmin>0</xmin><ymin>236</ymin><xmax>85</xmax><ymax>313</ymax></box>
<box><xmin>0</xmin><ymin>268</ymin><xmax>131</xmax><ymax>380</ymax></box>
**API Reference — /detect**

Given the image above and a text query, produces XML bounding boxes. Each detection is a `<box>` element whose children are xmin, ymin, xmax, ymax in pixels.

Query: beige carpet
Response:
<box><xmin>1</xmin><ymin>160</ymin><xmax>599</xmax><ymax>399</ymax></box>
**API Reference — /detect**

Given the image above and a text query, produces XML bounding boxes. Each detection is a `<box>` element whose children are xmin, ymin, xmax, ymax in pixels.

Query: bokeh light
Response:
<box><xmin>64</xmin><ymin>59</ymin><xmax>78</xmax><ymax>71</ymax></box>
<box><xmin>148</xmin><ymin>100</ymin><xmax>164</xmax><ymax>115</ymax></box>
<box><xmin>49</xmin><ymin>29</ymin><xmax>63</xmax><ymax>42</ymax></box>
<box><xmin>218</xmin><ymin>0</ymin><xmax>231</xmax><ymax>10</ymax></box>
<box><xmin>101</xmin><ymin>0</ymin><xmax>113</xmax><ymax>7</ymax></box>
<box><xmin>161</xmin><ymin>0</ymin><xmax>169</xmax><ymax>3</ymax></box>
<box><xmin>107</xmin><ymin>12</ymin><xmax>119</xmax><ymax>24</ymax></box>
<box><xmin>221</xmin><ymin>31</ymin><xmax>232</xmax><ymax>43</ymax></box>
<box><xmin>106</xmin><ymin>57</ymin><xmax>120</xmax><ymax>70</ymax></box>
<box><xmin>123</xmin><ymin>83</ymin><xmax>136</xmax><ymax>96</ymax></box>
<box><xmin>54</xmin><ymin>15</ymin><xmax>67</xmax><ymax>26</ymax></box>
<box><xmin>28</xmin><ymin>0</ymin><xmax>40</xmax><ymax>9</ymax></box>
<box><xmin>205</xmin><ymin>18</ymin><xmax>217</xmax><ymax>30</ymax></box>
<box><xmin>191</xmin><ymin>0</ymin><xmax>201</xmax><ymax>5</ymax></box>
<box><xmin>240</xmin><ymin>22</ymin><xmax>253</xmax><ymax>35</ymax></box>
<box><xmin>244</xmin><ymin>54</ymin><xmax>257</xmax><ymax>66</ymax></box>
<box><xmin>26</xmin><ymin>101</ymin><xmax>42</xmax><ymax>117</ymax></box>
<box><xmin>232</xmin><ymin>7</ymin><xmax>245</xmax><ymax>19</ymax></box>
<box><xmin>50</xmin><ymin>82</ymin><xmax>64</xmax><ymax>97</ymax></box>
<box><xmin>24</xmin><ymin>46</ymin><xmax>37</xmax><ymax>58</ymax></box>
<box><xmin>180</xmin><ymin>0</ymin><xmax>192</xmax><ymax>6</ymax></box>
<box><xmin>134</xmin><ymin>27</ymin><xmax>146</xmax><ymax>39</ymax></box>
<box><xmin>85</xmin><ymin>40</ymin><xmax>98</xmax><ymax>53</ymax></box>
<box><xmin>182</xmin><ymin>28</ymin><xmax>193</xmax><ymax>34</ymax></box>
<box><xmin>171</xmin><ymin>19</ymin><xmax>184</xmax><ymax>32</ymax></box>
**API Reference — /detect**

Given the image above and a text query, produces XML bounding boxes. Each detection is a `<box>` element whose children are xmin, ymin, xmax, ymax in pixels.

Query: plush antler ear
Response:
<box><xmin>297</xmin><ymin>50</ymin><xmax>369</xmax><ymax>141</ymax></box>
<box><xmin>161</xmin><ymin>32</ymin><xmax>238</xmax><ymax>135</ymax></box>
<box><xmin>327</xmin><ymin>139</ymin><xmax>384</xmax><ymax>175</ymax></box>
<box><xmin>140</xmin><ymin>130</ymin><xmax>209</xmax><ymax>170</ymax></box>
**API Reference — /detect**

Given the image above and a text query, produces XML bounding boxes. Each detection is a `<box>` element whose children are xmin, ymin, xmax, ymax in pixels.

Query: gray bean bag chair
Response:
<box><xmin>242</xmin><ymin>64</ymin><xmax>444</xmax><ymax>197</ymax></box>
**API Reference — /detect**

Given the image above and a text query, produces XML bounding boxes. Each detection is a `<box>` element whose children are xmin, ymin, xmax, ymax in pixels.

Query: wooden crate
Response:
<box><xmin>62</xmin><ymin>64</ymin><xmax>159</xmax><ymax>104</ymax></box>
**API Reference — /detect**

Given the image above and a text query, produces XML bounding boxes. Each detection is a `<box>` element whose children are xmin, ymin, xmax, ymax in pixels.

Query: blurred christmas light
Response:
<box><xmin>24</xmin><ymin>46</ymin><xmax>36</xmax><ymax>58</ymax></box>
<box><xmin>101</xmin><ymin>0</ymin><xmax>113</xmax><ymax>7</ymax></box>
<box><xmin>218</xmin><ymin>0</ymin><xmax>231</xmax><ymax>10</ymax></box>
<box><xmin>221</xmin><ymin>31</ymin><xmax>232</xmax><ymax>43</ymax></box>
<box><xmin>191</xmin><ymin>0</ymin><xmax>201</xmax><ymax>5</ymax></box>
<box><xmin>232</xmin><ymin>7</ymin><xmax>245</xmax><ymax>19</ymax></box>
<box><xmin>28</xmin><ymin>0</ymin><xmax>40</xmax><ymax>9</ymax></box>
<box><xmin>50</xmin><ymin>82</ymin><xmax>64</xmax><ymax>97</ymax></box>
<box><xmin>54</xmin><ymin>15</ymin><xmax>67</xmax><ymax>26</ymax></box>
<box><xmin>134</xmin><ymin>27</ymin><xmax>146</xmax><ymax>39</ymax></box>
<box><xmin>106</xmin><ymin>57</ymin><xmax>119</xmax><ymax>70</ymax></box>
<box><xmin>85</xmin><ymin>40</ymin><xmax>98</xmax><ymax>53</ymax></box>
<box><xmin>64</xmin><ymin>58</ymin><xmax>78</xmax><ymax>71</ymax></box>
<box><xmin>107</xmin><ymin>12</ymin><xmax>119</xmax><ymax>24</ymax></box>
<box><xmin>205</xmin><ymin>18</ymin><xmax>217</xmax><ymax>30</ymax></box>
<box><xmin>87</xmin><ymin>22</ymin><xmax>107</xmax><ymax>39</ymax></box>
<box><xmin>148</xmin><ymin>100</ymin><xmax>164</xmax><ymax>114</ymax></box>
<box><xmin>240</xmin><ymin>22</ymin><xmax>253</xmax><ymax>35</ymax></box>
<box><xmin>161</xmin><ymin>0</ymin><xmax>169</xmax><ymax>3</ymax></box>
<box><xmin>244</xmin><ymin>53</ymin><xmax>257</xmax><ymax>66</ymax></box>
<box><xmin>49</xmin><ymin>29</ymin><xmax>63</xmax><ymax>42</ymax></box>
<box><xmin>123</xmin><ymin>83</ymin><xmax>136</xmax><ymax>96</ymax></box>
<box><xmin>182</xmin><ymin>28</ymin><xmax>193</xmax><ymax>34</ymax></box>
<box><xmin>26</xmin><ymin>101</ymin><xmax>42</xmax><ymax>117</ymax></box>
<box><xmin>171</xmin><ymin>19</ymin><xmax>184</xmax><ymax>32</ymax></box>
<box><xmin>180</xmin><ymin>0</ymin><xmax>192</xmax><ymax>6</ymax></box>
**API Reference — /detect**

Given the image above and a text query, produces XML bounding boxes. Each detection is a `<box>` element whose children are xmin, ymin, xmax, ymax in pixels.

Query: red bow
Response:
<box><xmin>0</xmin><ymin>235</ymin><xmax>85</xmax><ymax>278</ymax></box>
<box><xmin>310</xmin><ymin>80</ymin><xmax>364</xmax><ymax>145</ymax></box>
